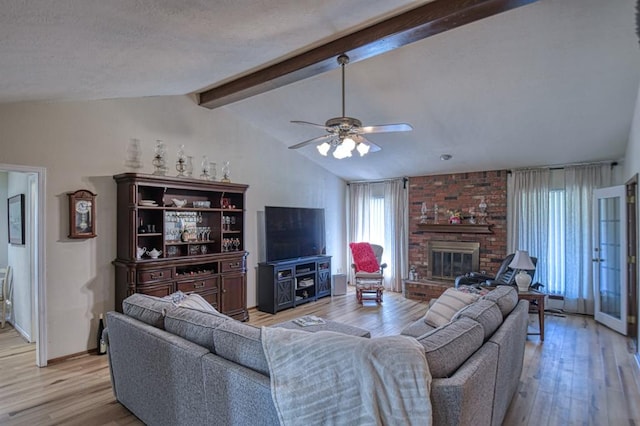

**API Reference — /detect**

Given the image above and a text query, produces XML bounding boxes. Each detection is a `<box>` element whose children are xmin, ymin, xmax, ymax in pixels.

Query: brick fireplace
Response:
<box><xmin>408</xmin><ymin>170</ymin><xmax>508</xmax><ymax>282</ymax></box>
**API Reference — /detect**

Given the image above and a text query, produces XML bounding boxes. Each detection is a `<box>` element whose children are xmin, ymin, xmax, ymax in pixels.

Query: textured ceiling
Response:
<box><xmin>1</xmin><ymin>0</ymin><xmax>639</xmax><ymax>181</ymax></box>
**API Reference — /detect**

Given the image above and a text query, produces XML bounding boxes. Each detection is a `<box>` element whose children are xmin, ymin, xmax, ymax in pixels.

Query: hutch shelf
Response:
<box><xmin>113</xmin><ymin>173</ymin><xmax>249</xmax><ymax>321</ymax></box>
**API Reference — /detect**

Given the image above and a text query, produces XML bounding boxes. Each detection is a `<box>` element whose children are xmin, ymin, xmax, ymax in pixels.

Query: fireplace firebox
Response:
<box><xmin>427</xmin><ymin>241</ymin><xmax>480</xmax><ymax>281</ymax></box>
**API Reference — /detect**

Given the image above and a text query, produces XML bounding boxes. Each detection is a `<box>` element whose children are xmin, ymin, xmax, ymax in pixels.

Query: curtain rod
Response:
<box><xmin>347</xmin><ymin>177</ymin><xmax>408</xmax><ymax>185</ymax></box>
<box><xmin>508</xmin><ymin>160</ymin><xmax>618</xmax><ymax>173</ymax></box>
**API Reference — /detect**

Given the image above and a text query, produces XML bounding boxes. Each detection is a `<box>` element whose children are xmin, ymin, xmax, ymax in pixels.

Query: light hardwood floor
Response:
<box><xmin>1</xmin><ymin>288</ymin><xmax>638</xmax><ymax>425</ymax></box>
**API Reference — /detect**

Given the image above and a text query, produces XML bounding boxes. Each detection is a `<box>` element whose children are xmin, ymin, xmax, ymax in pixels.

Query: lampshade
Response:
<box><xmin>509</xmin><ymin>250</ymin><xmax>535</xmax><ymax>292</ymax></box>
<box><xmin>509</xmin><ymin>250</ymin><xmax>535</xmax><ymax>270</ymax></box>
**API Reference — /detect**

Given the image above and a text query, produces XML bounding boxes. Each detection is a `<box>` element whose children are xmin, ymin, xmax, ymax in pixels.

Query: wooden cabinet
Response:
<box><xmin>317</xmin><ymin>259</ymin><xmax>331</xmax><ymax>298</ymax></box>
<box><xmin>113</xmin><ymin>173</ymin><xmax>249</xmax><ymax>321</ymax></box>
<box><xmin>257</xmin><ymin>256</ymin><xmax>331</xmax><ymax>314</ymax></box>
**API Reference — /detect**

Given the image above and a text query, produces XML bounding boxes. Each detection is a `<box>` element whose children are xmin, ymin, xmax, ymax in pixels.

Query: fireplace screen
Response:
<box><xmin>427</xmin><ymin>241</ymin><xmax>480</xmax><ymax>281</ymax></box>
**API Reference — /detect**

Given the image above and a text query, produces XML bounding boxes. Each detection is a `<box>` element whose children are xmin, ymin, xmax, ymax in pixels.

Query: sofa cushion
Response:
<box><xmin>424</xmin><ymin>288</ymin><xmax>479</xmax><ymax>328</ymax></box>
<box><xmin>400</xmin><ymin>318</ymin><xmax>436</xmax><ymax>338</ymax></box>
<box><xmin>416</xmin><ymin>317</ymin><xmax>484</xmax><ymax>378</ymax></box>
<box><xmin>212</xmin><ymin>320</ymin><xmax>269</xmax><ymax>376</ymax></box>
<box><xmin>452</xmin><ymin>299</ymin><xmax>503</xmax><ymax>341</ymax></box>
<box><xmin>482</xmin><ymin>285</ymin><xmax>518</xmax><ymax>317</ymax></box>
<box><xmin>164</xmin><ymin>306</ymin><xmax>231</xmax><ymax>353</ymax></box>
<box><xmin>122</xmin><ymin>293</ymin><xmax>175</xmax><ymax>329</ymax></box>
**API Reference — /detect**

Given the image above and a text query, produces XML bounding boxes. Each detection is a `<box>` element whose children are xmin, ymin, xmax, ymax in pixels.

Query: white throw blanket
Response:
<box><xmin>261</xmin><ymin>327</ymin><xmax>432</xmax><ymax>426</ymax></box>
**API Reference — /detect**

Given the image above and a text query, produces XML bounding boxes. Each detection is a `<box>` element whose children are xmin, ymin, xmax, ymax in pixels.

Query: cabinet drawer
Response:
<box><xmin>177</xmin><ymin>277</ymin><xmax>218</xmax><ymax>293</ymax></box>
<box><xmin>197</xmin><ymin>289</ymin><xmax>220</xmax><ymax>309</ymax></box>
<box><xmin>138</xmin><ymin>282</ymin><xmax>175</xmax><ymax>298</ymax></box>
<box><xmin>138</xmin><ymin>268</ymin><xmax>173</xmax><ymax>284</ymax></box>
<box><xmin>221</xmin><ymin>258</ymin><xmax>244</xmax><ymax>272</ymax></box>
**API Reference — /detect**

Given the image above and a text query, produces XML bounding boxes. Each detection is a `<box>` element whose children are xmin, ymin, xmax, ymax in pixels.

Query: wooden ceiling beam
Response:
<box><xmin>198</xmin><ymin>0</ymin><xmax>537</xmax><ymax>109</ymax></box>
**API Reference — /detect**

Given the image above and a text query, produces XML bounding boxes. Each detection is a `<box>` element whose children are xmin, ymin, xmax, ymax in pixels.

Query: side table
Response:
<box><xmin>517</xmin><ymin>290</ymin><xmax>545</xmax><ymax>341</ymax></box>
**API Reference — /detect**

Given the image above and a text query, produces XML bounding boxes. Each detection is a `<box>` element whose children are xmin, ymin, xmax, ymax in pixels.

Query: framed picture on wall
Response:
<box><xmin>8</xmin><ymin>194</ymin><xmax>25</xmax><ymax>245</ymax></box>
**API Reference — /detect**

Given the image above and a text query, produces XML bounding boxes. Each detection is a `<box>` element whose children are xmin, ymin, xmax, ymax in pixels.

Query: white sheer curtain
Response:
<box><xmin>508</xmin><ymin>164</ymin><xmax>612</xmax><ymax>315</ymax></box>
<box><xmin>507</xmin><ymin>169</ymin><xmax>551</xmax><ymax>285</ymax></box>
<box><xmin>563</xmin><ymin>164</ymin><xmax>611</xmax><ymax>314</ymax></box>
<box><xmin>347</xmin><ymin>179</ymin><xmax>408</xmax><ymax>292</ymax></box>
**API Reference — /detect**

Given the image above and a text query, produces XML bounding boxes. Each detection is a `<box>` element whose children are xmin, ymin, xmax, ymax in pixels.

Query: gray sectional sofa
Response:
<box><xmin>105</xmin><ymin>285</ymin><xmax>528</xmax><ymax>426</ymax></box>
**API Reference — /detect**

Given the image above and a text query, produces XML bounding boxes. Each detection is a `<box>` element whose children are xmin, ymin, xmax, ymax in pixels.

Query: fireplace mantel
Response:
<box><xmin>417</xmin><ymin>223</ymin><xmax>493</xmax><ymax>234</ymax></box>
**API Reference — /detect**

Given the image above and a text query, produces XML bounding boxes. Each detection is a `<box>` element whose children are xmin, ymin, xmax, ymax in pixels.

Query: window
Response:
<box><xmin>369</xmin><ymin>197</ymin><xmax>385</xmax><ymax>248</ymax></box>
<box><xmin>547</xmin><ymin>190</ymin><xmax>565</xmax><ymax>295</ymax></box>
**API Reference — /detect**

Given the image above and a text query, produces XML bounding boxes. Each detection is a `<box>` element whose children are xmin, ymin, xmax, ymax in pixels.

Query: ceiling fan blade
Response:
<box><xmin>355</xmin><ymin>135</ymin><xmax>382</xmax><ymax>153</ymax></box>
<box><xmin>291</xmin><ymin>120</ymin><xmax>333</xmax><ymax>131</ymax></box>
<box><xmin>288</xmin><ymin>134</ymin><xmax>334</xmax><ymax>150</ymax></box>
<box><xmin>360</xmin><ymin>123</ymin><xmax>413</xmax><ymax>134</ymax></box>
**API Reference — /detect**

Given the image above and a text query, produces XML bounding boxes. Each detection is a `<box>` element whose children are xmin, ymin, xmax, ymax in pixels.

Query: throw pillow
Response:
<box><xmin>349</xmin><ymin>242</ymin><xmax>380</xmax><ymax>273</ymax></box>
<box><xmin>177</xmin><ymin>293</ymin><xmax>218</xmax><ymax>313</ymax></box>
<box><xmin>423</xmin><ymin>288</ymin><xmax>479</xmax><ymax>328</ymax></box>
<box><xmin>163</xmin><ymin>290</ymin><xmax>188</xmax><ymax>304</ymax></box>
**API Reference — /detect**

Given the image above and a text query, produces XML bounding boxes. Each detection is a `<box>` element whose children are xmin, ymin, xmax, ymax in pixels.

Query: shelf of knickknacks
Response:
<box><xmin>416</xmin><ymin>223</ymin><xmax>493</xmax><ymax>234</ymax></box>
<box><xmin>222</xmin><ymin>238</ymin><xmax>241</xmax><ymax>252</ymax></box>
<box><xmin>125</xmin><ymin>137</ymin><xmax>230</xmax><ymax>182</ymax></box>
<box><xmin>222</xmin><ymin>215</ymin><xmax>238</xmax><ymax>231</ymax></box>
<box><xmin>419</xmin><ymin>198</ymin><xmax>489</xmax><ymax>226</ymax></box>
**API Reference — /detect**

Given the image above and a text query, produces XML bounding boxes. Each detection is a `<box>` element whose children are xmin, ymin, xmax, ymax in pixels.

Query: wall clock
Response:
<box><xmin>68</xmin><ymin>189</ymin><xmax>97</xmax><ymax>239</ymax></box>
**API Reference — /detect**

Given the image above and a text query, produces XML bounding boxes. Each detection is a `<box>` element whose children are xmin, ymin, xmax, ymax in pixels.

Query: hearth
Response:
<box><xmin>426</xmin><ymin>241</ymin><xmax>480</xmax><ymax>281</ymax></box>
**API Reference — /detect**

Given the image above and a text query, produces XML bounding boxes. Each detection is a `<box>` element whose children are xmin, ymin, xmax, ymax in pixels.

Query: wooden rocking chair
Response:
<box><xmin>350</xmin><ymin>242</ymin><xmax>387</xmax><ymax>304</ymax></box>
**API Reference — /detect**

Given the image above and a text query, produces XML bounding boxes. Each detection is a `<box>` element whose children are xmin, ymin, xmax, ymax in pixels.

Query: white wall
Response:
<box><xmin>0</xmin><ymin>95</ymin><xmax>346</xmax><ymax>359</ymax></box>
<box><xmin>7</xmin><ymin>172</ymin><xmax>32</xmax><ymax>339</ymax></box>
<box><xmin>624</xmin><ymin>84</ymin><xmax>640</xmax><ymax>353</ymax></box>
<box><xmin>0</xmin><ymin>172</ymin><xmax>7</xmax><ymax>268</ymax></box>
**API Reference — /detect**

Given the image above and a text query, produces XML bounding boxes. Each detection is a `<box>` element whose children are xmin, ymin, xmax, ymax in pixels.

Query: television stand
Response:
<box><xmin>257</xmin><ymin>256</ymin><xmax>332</xmax><ymax>314</ymax></box>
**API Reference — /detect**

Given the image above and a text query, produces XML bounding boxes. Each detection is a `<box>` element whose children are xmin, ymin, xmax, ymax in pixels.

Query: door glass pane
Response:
<box><xmin>598</xmin><ymin>197</ymin><xmax>621</xmax><ymax>319</ymax></box>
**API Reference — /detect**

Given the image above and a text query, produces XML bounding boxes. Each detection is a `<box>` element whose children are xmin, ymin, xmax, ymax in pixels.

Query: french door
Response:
<box><xmin>593</xmin><ymin>185</ymin><xmax>627</xmax><ymax>335</ymax></box>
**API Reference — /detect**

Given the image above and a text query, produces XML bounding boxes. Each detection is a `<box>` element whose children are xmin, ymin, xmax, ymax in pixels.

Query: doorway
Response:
<box><xmin>0</xmin><ymin>163</ymin><xmax>47</xmax><ymax>367</ymax></box>
<box><xmin>593</xmin><ymin>185</ymin><xmax>627</xmax><ymax>335</ymax></box>
<box><xmin>626</xmin><ymin>175</ymin><xmax>638</xmax><ymax>347</ymax></box>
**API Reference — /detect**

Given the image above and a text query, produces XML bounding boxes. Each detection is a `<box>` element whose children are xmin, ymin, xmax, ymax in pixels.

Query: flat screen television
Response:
<box><xmin>264</xmin><ymin>206</ymin><xmax>326</xmax><ymax>262</ymax></box>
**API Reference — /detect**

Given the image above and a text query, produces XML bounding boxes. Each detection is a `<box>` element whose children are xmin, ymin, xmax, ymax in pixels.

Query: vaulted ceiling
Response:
<box><xmin>1</xmin><ymin>0</ymin><xmax>638</xmax><ymax>180</ymax></box>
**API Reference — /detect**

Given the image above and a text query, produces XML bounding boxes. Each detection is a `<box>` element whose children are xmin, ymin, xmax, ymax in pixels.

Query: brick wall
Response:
<box><xmin>408</xmin><ymin>170</ymin><xmax>508</xmax><ymax>280</ymax></box>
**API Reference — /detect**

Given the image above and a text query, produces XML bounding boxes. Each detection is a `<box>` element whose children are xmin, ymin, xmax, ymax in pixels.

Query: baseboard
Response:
<box><xmin>48</xmin><ymin>348</ymin><xmax>98</xmax><ymax>365</ymax></box>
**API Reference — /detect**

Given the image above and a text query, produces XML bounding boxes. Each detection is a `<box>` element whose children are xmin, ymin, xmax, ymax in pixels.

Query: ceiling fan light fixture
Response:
<box><xmin>357</xmin><ymin>142</ymin><xmax>370</xmax><ymax>156</ymax></box>
<box><xmin>333</xmin><ymin>144</ymin><xmax>351</xmax><ymax>159</ymax></box>
<box><xmin>289</xmin><ymin>54</ymin><xmax>412</xmax><ymax>157</ymax></box>
<box><xmin>317</xmin><ymin>142</ymin><xmax>331</xmax><ymax>156</ymax></box>
<box><xmin>342</xmin><ymin>136</ymin><xmax>356</xmax><ymax>152</ymax></box>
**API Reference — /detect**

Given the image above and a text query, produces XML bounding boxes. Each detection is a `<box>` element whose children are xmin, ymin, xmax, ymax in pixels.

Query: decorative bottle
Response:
<box><xmin>97</xmin><ymin>313</ymin><xmax>107</xmax><ymax>355</ymax></box>
<box><xmin>221</xmin><ymin>161</ymin><xmax>230</xmax><ymax>183</ymax></box>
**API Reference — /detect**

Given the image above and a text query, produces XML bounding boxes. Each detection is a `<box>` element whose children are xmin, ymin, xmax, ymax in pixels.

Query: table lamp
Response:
<box><xmin>508</xmin><ymin>250</ymin><xmax>536</xmax><ymax>292</ymax></box>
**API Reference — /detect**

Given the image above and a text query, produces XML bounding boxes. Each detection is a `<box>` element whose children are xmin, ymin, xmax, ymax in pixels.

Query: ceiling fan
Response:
<box><xmin>288</xmin><ymin>54</ymin><xmax>413</xmax><ymax>159</ymax></box>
